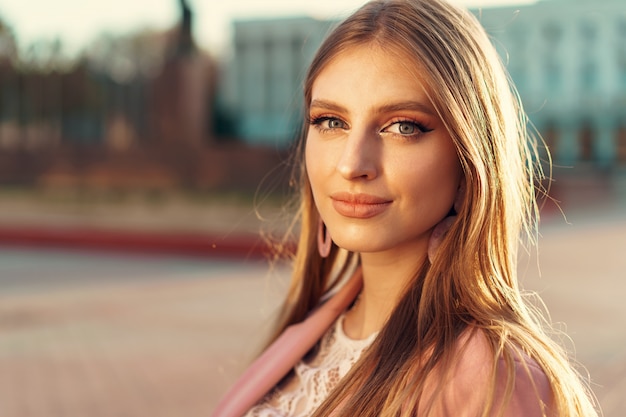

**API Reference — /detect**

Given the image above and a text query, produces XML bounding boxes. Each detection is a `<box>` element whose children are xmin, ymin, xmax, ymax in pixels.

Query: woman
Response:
<box><xmin>213</xmin><ymin>0</ymin><xmax>599</xmax><ymax>416</ymax></box>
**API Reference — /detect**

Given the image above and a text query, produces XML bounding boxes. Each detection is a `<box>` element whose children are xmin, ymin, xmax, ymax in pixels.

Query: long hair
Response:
<box><xmin>268</xmin><ymin>0</ymin><xmax>598</xmax><ymax>415</ymax></box>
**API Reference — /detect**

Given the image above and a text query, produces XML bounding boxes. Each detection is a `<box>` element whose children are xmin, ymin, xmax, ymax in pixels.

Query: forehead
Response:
<box><xmin>310</xmin><ymin>43</ymin><xmax>434</xmax><ymax>105</ymax></box>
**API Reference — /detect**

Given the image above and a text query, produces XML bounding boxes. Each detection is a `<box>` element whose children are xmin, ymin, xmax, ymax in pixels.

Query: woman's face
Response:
<box><xmin>305</xmin><ymin>44</ymin><xmax>462</xmax><ymax>258</ymax></box>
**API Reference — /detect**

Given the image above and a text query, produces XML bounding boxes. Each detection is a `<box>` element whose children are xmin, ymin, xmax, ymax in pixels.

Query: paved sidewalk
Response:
<box><xmin>518</xmin><ymin>211</ymin><xmax>626</xmax><ymax>417</ymax></box>
<box><xmin>0</xmin><ymin>209</ymin><xmax>624</xmax><ymax>417</ymax></box>
<box><xmin>0</xmin><ymin>253</ymin><xmax>287</xmax><ymax>417</ymax></box>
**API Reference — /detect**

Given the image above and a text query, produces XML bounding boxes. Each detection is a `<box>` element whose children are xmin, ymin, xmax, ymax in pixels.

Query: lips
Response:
<box><xmin>330</xmin><ymin>192</ymin><xmax>392</xmax><ymax>219</ymax></box>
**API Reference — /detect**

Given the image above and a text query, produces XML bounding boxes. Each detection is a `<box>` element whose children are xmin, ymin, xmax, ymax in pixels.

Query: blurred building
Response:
<box><xmin>0</xmin><ymin>1</ymin><xmax>289</xmax><ymax>193</ymax></box>
<box><xmin>478</xmin><ymin>0</ymin><xmax>626</xmax><ymax>168</ymax></box>
<box><xmin>223</xmin><ymin>0</ymin><xmax>626</xmax><ymax>169</ymax></box>
<box><xmin>220</xmin><ymin>17</ymin><xmax>337</xmax><ymax>148</ymax></box>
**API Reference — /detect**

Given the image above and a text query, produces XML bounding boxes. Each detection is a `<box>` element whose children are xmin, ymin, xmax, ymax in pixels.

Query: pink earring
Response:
<box><xmin>427</xmin><ymin>181</ymin><xmax>465</xmax><ymax>264</ymax></box>
<box><xmin>317</xmin><ymin>218</ymin><xmax>332</xmax><ymax>258</ymax></box>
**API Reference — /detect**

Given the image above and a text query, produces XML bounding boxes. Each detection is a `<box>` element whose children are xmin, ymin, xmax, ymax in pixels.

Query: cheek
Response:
<box><xmin>427</xmin><ymin>153</ymin><xmax>461</xmax><ymax>201</ymax></box>
<box><xmin>395</xmin><ymin>146</ymin><xmax>461</xmax><ymax>215</ymax></box>
<box><xmin>433</xmin><ymin>159</ymin><xmax>463</xmax><ymax>214</ymax></box>
<box><xmin>427</xmin><ymin>137</ymin><xmax>462</xmax><ymax>196</ymax></box>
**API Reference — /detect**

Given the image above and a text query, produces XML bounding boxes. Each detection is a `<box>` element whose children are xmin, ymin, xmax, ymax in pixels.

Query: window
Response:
<box><xmin>542</xmin><ymin>22</ymin><xmax>563</xmax><ymax>94</ymax></box>
<box><xmin>545</xmin><ymin>60</ymin><xmax>561</xmax><ymax>93</ymax></box>
<box><xmin>541</xmin><ymin>120</ymin><xmax>558</xmax><ymax>162</ymax></box>
<box><xmin>618</xmin><ymin>126</ymin><xmax>626</xmax><ymax>163</ymax></box>
<box><xmin>579</xmin><ymin>20</ymin><xmax>598</xmax><ymax>90</ymax></box>
<box><xmin>618</xmin><ymin>18</ymin><xmax>626</xmax><ymax>90</ymax></box>
<box><xmin>581</xmin><ymin>61</ymin><xmax>597</xmax><ymax>91</ymax></box>
<box><xmin>579</xmin><ymin>122</ymin><xmax>594</xmax><ymax>162</ymax></box>
<box><xmin>543</xmin><ymin>21</ymin><xmax>562</xmax><ymax>43</ymax></box>
<box><xmin>580</xmin><ymin>20</ymin><xmax>597</xmax><ymax>42</ymax></box>
<box><xmin>263</xmin><ymin>37</ymin><xmax>273</xmax><ymax>111</ymax></box>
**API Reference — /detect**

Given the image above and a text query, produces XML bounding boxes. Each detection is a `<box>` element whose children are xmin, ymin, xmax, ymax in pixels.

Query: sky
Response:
<box><xmin>0</xmin><ymin>0</ymin><xmax>537</xmax><ymax>57</ymax></box>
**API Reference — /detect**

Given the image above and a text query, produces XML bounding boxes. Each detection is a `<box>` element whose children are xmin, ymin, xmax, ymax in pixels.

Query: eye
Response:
<box><xmin>327</xmin><ymin>119</ymin><xmax>346</xmax><ymax>129</ymax></box>
<box><xmin>309</xmin><ymin>116</ymin><xmax>348</xmax><ymax>131</ymax></box>
<box><xmin>383</xmin><ymin>120</ymin><xmax>433</xmax><ymax>136</ymax></box>
<box><xmin>397</xmin><ymin>122</ymin><xmax>417</xmax><ymax>135</ymax></box>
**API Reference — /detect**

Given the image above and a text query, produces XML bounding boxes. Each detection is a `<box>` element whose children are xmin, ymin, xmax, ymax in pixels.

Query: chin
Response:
<box><xmin>332</xmin><ymin>237</ymin><xmax>387</xmax><ymax>254</ymax></box>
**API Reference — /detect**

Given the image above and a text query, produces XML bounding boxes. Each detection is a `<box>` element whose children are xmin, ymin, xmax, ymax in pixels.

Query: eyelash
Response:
<box><xmin>308</xmin><ymin>116</ymin><xmax>346</xmax><ymax>133</ymax></box>
<box><xmin>384</xmin><ymin>118</ymin><xmax>434</xmax><ymax>137</ymax></box>
<box><xmin>308</xmin><ymin>115</ymin><xmax>433</xmax><ymax>139</ymax></box>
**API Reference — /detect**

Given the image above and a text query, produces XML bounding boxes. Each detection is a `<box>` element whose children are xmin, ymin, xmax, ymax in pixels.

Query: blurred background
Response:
<box><xmin>0</xmin><ymin>0</ymin><xmax>624</xmax><ymax>416</ymax></box>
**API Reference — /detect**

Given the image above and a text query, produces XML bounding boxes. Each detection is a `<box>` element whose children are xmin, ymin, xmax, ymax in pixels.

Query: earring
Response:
<box><xmin>427</xmin><ymin>182</ymin><xmax>465</xmax><ymax>264</ymax></box>
<box><xmin>317</xmin><ymin>218</ymin><xmax>332</xmax><ymax>258</ymax></box>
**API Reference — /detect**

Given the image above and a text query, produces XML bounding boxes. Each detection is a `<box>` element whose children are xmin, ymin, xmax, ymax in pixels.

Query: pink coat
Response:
<box><xmin>211</xmin><ymin>269</ymin><xmax>553</xmax><ymax>417</ymax></box>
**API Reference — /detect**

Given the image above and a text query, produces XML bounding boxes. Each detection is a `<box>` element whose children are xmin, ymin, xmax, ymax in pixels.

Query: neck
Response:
<box><xmin>343</xmin><ymin>244</ymin><xmax>427</xmax><ymax>340</ymax></box>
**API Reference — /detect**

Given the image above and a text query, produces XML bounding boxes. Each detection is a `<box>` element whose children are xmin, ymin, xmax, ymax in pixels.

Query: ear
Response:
<box><xmin>427</xmin><ymin>215</ymin><xmax>457</xmax><ymax>263</ymax></box>
<box><xmin>428</xmin><ymin>180</ymin><xmax>464</xmax><ymax>263</ymax></box>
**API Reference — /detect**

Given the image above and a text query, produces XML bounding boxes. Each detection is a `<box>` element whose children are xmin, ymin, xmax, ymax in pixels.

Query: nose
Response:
<box><xmin>336</xmin><ymin>128</ymin><xmax>379</xmax><ymax>180</ymax></box>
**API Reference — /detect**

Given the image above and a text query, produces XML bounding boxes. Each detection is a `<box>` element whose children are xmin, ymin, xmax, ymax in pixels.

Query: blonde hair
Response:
<box><xmin>269</xmin><ymin>0</ymin><xmax>599</xmax><ymax>415</ymax></box>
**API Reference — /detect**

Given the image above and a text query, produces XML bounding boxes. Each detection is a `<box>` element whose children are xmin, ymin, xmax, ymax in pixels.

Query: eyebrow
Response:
<box><xmin>309</xmin><ymin>99</ymin><xmax>436</xmax><ymax>116</ymax></box>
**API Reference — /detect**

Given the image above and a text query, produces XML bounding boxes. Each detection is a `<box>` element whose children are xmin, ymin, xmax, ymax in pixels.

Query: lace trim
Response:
<box><xmin>244</xmin><ymin>313</ymin><xmax>376</xmax><ymax>417</ymax></box>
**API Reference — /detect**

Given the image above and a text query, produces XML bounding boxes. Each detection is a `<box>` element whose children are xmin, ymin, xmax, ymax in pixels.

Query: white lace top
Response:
<box><xmin>244</xmin><ymin>312</ymin><xmax>377</xmax><ymax>417</ymax></box>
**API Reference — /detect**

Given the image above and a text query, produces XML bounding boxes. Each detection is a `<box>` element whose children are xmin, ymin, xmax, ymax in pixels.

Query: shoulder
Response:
<box><xmin>428</xmin><ymin>328</ymin><xmax>555</xmax><ymax>417</ymax></box>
